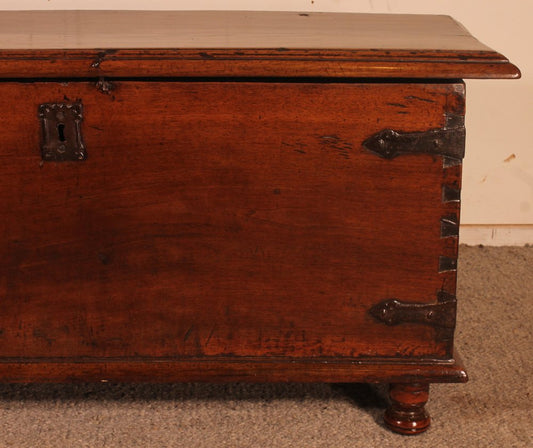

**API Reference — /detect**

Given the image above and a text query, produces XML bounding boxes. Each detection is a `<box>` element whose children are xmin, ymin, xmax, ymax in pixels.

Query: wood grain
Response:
<box><xmin>0</xmin><ymin>352</ymin><xmax>468</xmax><ymax>383</ymax></box>
<box><xmin>385</xmin><ymin>383</ymin><xmax>431</xmax><ymax>434</ymax></box>
<box><xmin>0</xmin><ymin>11</ymin><xmax>520</xmax><ymax>79</ymax></box>
<box><xmin>0</xmin><ymin>11</ymin><xmax>499</xmax><ymax>51</ymax></box>
<box><xmin>0</xmin><ymin>81</ymin><xmax>462</xmax><ymax>364</ymax></box>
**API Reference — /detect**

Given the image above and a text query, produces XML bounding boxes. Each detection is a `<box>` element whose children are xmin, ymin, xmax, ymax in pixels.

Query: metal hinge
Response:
<box><xmin>369</xmin><ymin>291</ymin><xmax>457</xmax><ymax>342</ymax></box>
<box><xmin>363</xmin><ymin>127</ymin><xmax>465</xmax><ymax>160</ymax></box>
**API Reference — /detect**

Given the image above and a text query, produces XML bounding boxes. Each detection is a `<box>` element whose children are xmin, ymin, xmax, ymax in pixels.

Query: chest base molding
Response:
<box><xmin>0</xmin><ymin>351</ymin><xmax>467</xmax><ymax>384</ymax></box>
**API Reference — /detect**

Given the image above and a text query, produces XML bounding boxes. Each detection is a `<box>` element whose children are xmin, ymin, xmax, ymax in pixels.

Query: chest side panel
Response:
<box><xmin>0</xmin><ymin>81</ymin><xmax>463</xmax><ymax>361</ymax></box>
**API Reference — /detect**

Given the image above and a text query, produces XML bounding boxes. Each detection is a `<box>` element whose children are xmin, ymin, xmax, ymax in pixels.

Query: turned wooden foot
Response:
<box><xmin>384</xmin><ymin>383</ymin><xmax>431</xmax><ymax>435</ymax></box>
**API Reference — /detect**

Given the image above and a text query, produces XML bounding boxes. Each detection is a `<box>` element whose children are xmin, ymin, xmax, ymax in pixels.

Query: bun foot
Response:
<box><xmin>384</xmin><ymin>383</ymin><xmax>431</xmax><ymax>435</ymax></box>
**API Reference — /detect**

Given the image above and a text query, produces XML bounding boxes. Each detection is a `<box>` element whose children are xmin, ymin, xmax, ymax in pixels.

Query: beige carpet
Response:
<box><xmin>0</xmin><ymin>246</ymin><xmax>531</xmax><ymax>447</ymax></box>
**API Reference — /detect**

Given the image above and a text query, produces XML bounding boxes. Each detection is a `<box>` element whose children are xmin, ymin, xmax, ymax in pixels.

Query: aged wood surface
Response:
<box><xmin>0</xmin><ymin>81</ymin><xmax>462</xmax><ymax>365</ymax></box>
<box><xmin>385</xmin><ymin>383</ymin><xmax>432</xmax><ymax>435</ymax></box>
<box><xmin>0</xmin><ymin>12</ymin><xmax>522</xmax><ymax>434</ymax></box>
<box><xmin>0</xmin><ymin>11</ymin><xmax>520</xmax><ymax>79</ymax></box>
<box><xmin>0</xmin><ymin>352</ymin><xmax>468</xmax><ymax>383</ymax></box>
<box><xmin>0</xmin><ymin>11</ymin><xmax>497</xmax><ymax>51</ymax></box>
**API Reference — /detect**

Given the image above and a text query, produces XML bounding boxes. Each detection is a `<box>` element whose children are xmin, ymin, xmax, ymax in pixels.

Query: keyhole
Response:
<box><xmin>57</xmin><ymin>123</ymin><xmax>66</xmax><ymax>142</ymax></box>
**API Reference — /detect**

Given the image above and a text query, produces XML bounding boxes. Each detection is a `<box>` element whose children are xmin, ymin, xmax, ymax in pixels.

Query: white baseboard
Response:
<box><xmin>459</xmin><ymin>225</ymin><xmax>533</xmax><ymax>246</ymax></box>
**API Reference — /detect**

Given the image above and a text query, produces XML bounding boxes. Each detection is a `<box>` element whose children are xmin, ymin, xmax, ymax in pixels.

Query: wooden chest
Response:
<box><xmin>0</xmin><ymin>11</ymin><xmax>519</xmax><ymax>434</ymax></box>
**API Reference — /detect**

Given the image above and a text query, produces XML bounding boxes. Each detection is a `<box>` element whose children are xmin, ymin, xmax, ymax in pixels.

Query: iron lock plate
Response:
<box><xmin>39</xmin><ymin>103</ymin><xmax>86</xmax><ymax>161</ymax></box>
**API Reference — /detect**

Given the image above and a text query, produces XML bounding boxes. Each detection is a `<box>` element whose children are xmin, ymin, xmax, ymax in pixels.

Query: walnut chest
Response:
<box><xmin>0</xmin><ymin>11</ymin><xmax>519</xmax><ymax>434</ymax></box>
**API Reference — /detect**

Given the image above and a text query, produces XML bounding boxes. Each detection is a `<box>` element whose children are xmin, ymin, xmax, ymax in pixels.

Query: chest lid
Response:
<box><xmin>0</xmin><ymin>10</ymin><xmax>520</xmax><ymax>79</ymax></box>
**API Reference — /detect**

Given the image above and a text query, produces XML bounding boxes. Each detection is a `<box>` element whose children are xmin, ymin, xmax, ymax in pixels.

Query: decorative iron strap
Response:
<box><xmin>363</xmin><ymin>127</ymin><xmax>465</xmax><ymax>160</ymax></box>
<box><xmin>369</xmin><ymin>291</ymin><xmax>457</xmax><ymax>342</ymax></box>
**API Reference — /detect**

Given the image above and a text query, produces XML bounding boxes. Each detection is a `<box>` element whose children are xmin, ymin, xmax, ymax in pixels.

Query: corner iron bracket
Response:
<box><xmin>363</xmin><ymin>127</ymin><xmax>465</xmax><ymax>160</ymax></box>
<box><xmin>369</xmin><ymin>291</ymin><xmax>457</xmax><ymax>342</ymax></box>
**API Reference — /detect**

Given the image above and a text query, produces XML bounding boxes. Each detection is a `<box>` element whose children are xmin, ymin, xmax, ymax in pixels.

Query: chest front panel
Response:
<box><xmin>0</xmin><ymin>81</ymin><xmax>462</xmax><ymax>361</ymax></box>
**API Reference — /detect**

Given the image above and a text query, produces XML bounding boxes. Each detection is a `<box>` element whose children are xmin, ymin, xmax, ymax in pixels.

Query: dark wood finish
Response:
<box><xmin>0</xmin><ymin>81</ymin><xmax>462</xmax><ymax>362</ymax></box>
<box><xmin>385</xmin><ymin>383</ymin><xmax>431</xmax><ymax>435</ymax></box>
<box><xmin>0</xmin><ymin>353</ymin><xmax>468</xmax><ymax>383</ymax></box>
<box><xmin>0</xmin><ymin>11</ymin><xmax>520</xmax><ymax>79</ymax></box>
<box><xmin>0</xmin><ymin>11</ymin><xmax>520</xmax><ymax>435</ymax></box>
<box><xmin>0</xmin><ymin>48</ymin><xmax>519</xmax><ymax>79</ymax></box>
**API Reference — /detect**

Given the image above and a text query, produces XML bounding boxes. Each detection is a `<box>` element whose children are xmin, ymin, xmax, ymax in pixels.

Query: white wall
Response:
<box><xmin>1</xmin><ymin>1</ymin><xmax>531</xmax><ymax>245</ymax></box>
